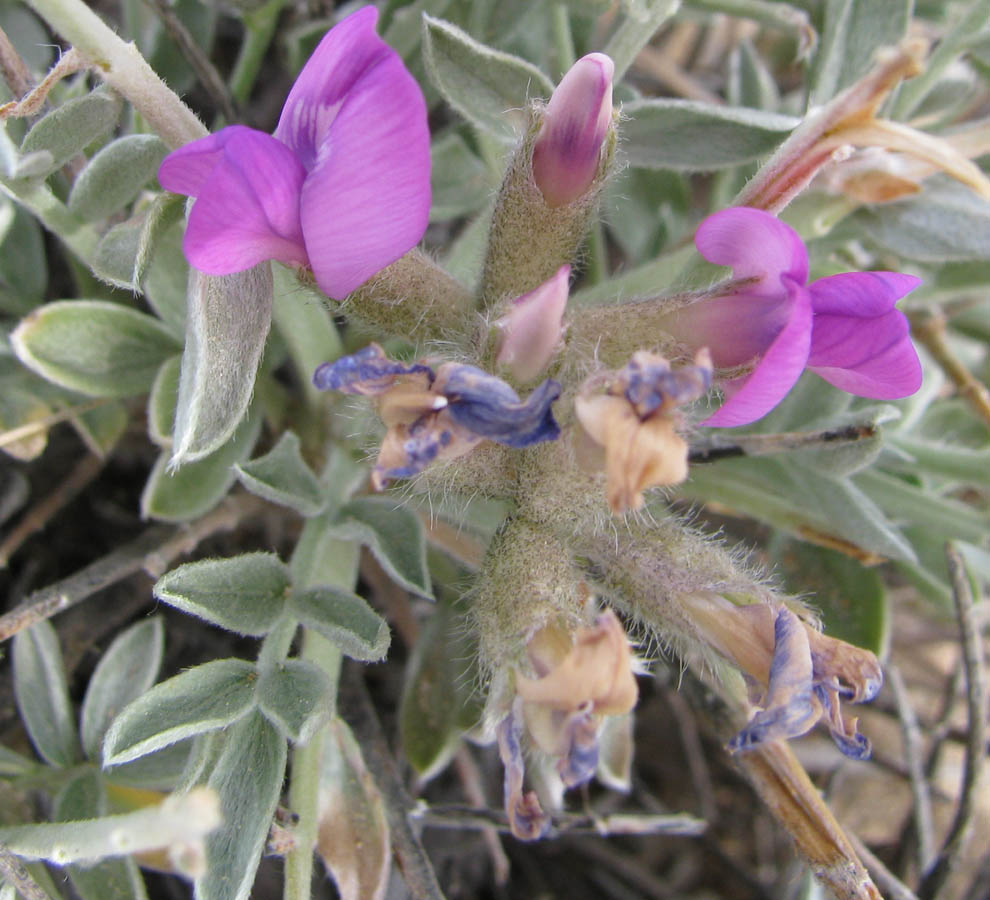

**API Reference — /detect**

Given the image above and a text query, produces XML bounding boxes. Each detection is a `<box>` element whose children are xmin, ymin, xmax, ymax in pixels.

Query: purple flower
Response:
<box><xmin>313</xmin><ymin>345</ymin><xmax>561</xmax><ymax>488</ymax></box>
<box><xmin>531</xmin><ymin>53</ymin><xmax>614</xmax><ymax>207</ymax></box>
<box><xmin>663</xmin><ymin>207</ymin><xmax>922</xmax><ymax>427</ymax></box>
<box><xmin>158</xmin><ymin>7</ymin><xmax>430</xmax><ymax>300</ymax></box>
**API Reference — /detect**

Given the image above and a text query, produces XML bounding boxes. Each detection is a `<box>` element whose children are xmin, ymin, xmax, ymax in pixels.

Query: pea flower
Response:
<box><xmin>313</xmin><ymin>345</ymin><xmax>561</xmax><ymax>489</ymax></box>
<box><xmin>158</xmin><ymin>7</ymin><xmax>430</xmax><ymax>300</ymax></box>
<box><xmin>661</xmin><ymin>207</ymin><xmax>922</xmax><ymax>427</ymax></box>
<box><xmin>494</xmin><ymin>265</ymin><xmax>571</xmax><ymax>384</ymax></box>
<box><xmin>574</xmin><ymin>349</ymin><xmax>713</xmax><ymax>514</ymax></box>
<box><xmin>532</xmin><ymin>53</ymin><xmax>615</xmax><ymax>207</ymax></box>
<box><xmin>497</xmin><ymin>609</ymin><xmax>639</xmax><ymax>840</ymax></box>
<box><xmin>684</xmin><ymin>595</ymin><xmax>882</xmax><ymax>759</ymax></box>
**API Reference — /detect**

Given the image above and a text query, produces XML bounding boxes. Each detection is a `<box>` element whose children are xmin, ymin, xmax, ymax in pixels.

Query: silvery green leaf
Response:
<box><xmin>102</xmin><ymin>659</ymin><xmax>259</xmax><ymax>766</ymax></box>
<box><xmin>147</xmin><ymin>354</ymin><xmax>181</xmax><ymax>447</ymax></box>
<box><xmin>0</xmin><ymin>787</ymin><xmax>220</xmax><ymax>865</ymax></box>
<box><xmin>330</xmin><ymin>497</ymin><xmax>432</xmax><ymax>599</ymax></box>
<box><xmin>65</xmin><ymin>860</ymin><xmax>149</xmax><ymax>900</ymax></box>
<box><xmin>12</xmin><ymin>621</ymin><xmax>81</xmax><ymax>767</ymax></box>
<box><xmin>777</xmin><ymin>542</ymin><xmax>890</xmax><ymax>657</ymax></box>
<box><xmin>235</xmin><ymin>431</ymin><xmax>326</xmax><ymax>517</ymax></box>
<box><xmin>10</xmin><ymin>301</ymin><xmax>181</xmax><ymax>397</ymax></box>
<box><xmin>72</xmin><ymin>401</ymin><xmax>129</xmax><ymax>458</ymax></box>
<box><xmin>171</xmin><ymin>265</ymin><xmax>274</xmax><ymax>465</ymax></box>
<box><xmin>430</xmin><ymin>132</ymin><xmax>494</xmax><ymax>221</ymax></box>
<box><xmin>91</xmin><ymin>218</ymin><xmax>143</xmax><ymax>290</ymax></box>
<box><xmin>54</xmin><ymin>770</ymin><xmax>106</xmax><ymax>820</ymax></box>
<box><xmin>198</xmin><ymin>713</ymin><xmax>286</xmax><ymax>900</ymax></box>
<box><xmin>0</xmin><ymin>4</ymin><xmax>52</xmax><ymax>73</ymax></box>
<box><xmin>441</xmin><ymin>205</ymin><xmax>491</xmax><ymax>289</ymax></box>
<box><xmin>602</xmin><ymin>0</ymin><xmax>681</xmax><ymax>81</ymax></box>
<box><xmin>888</xmin><ymin>436</ymin><xmax>990</xmax><ymax>484</ymax></box>
<box><xmin>422</xmin><ymin>15</ymin><xmax>554</xmax><ymax>141</ymax></box>
<box><xmin>140</xmin><ymin>405</ymin><xmax>261</xmax><ymax>521</ymax></box>
<box><xmin>850</xmin><ymin>176</ymin><xmax>990</xmax><ymax>262</ymax></box>
<box><xmin>728</xmin><ymin>40</ymin><xmax>779</xmax><ymax>109</ymax></box>
<box><xmin>289</xmin><ymin>586</ymin><xmax>390</xmax><ymax>662</ymax></box>
<box><xmin>103</xmin><ymin>741</ymin><xmax>192</xmax><ymax>790</ymax></box>
<box><xmin>68</xmin><ymin>135</ymin><xmax>168</xmax><ymax>222</ymax></box>
<box><xmin>809</xmin><ymin>0</ymin><xmax>910</xmax><ymax>105</ymax></box>
<box><xmin>605</xmin><ymin>167</ymin><xmax>689</xmax><ymax>263</ymax></box>
<box><xmin>0</xmin><ymin>380</ymin><xmax>51</xmax><ymax>460</ymax></box>
<box><xmin>17</xmin><ymin>88</ymin><xmax>122</xmax><ymax>179</ymax></box>
<box><xmin>0</xmin><ymin>198</ymin><xmax>46</xmax><ymax>315</ymax></box>
<box><xmin>399</xmin><ymin>602</ymin><xmax>480</xmax><ymax>779</ymax></box>
<box><xmin>317</xmin><ymin>718</ymin><xmax>390</xmax><ymax>900</ymax></box>
<box><xmin>0</xmin><ymin>744</ymin><xmax>35</xmax><ymax>776</ymax></box>
<box><xmin>621</xmin><ymin>100</ymin><xmax>797</xmax><ymax>170</ymax></box>
<box><xmin>142</xmin><ymin>216</ymin><xmax>189</xmax><ymax>338</ymax></box>
<box><xmin>80</xmin><ymin>618</ymin><xmax>165</xmax><ymax>760</ymax></box>
<box><xmin>154</xmin><ymin>553</ymin><xmax>291</xmax><ymax>636</ymax></box>
<box><xmin>257</xmin><ymin>659</ymin><xmax>333</xmax><ymax>743</ymax></box>
<box><xmin>856</xmin><ymin>469</ymin><xmax>990</xmax><ymax>545</ymax></box>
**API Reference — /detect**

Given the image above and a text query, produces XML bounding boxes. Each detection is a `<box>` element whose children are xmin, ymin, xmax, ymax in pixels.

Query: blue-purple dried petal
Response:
<box><xmin>442</xmin><ymin>366</ymin><xmax>562</xmax><ymax>447</ymax></box>
<box><xmin>624</xmin><ymin>356</ymin><xmax>713</xmax><ymax>418</ymax></box>
<box><xmin>313</xmin><ymin>344</ymin><xmax>434</xmax><ymax>395</ymax></box>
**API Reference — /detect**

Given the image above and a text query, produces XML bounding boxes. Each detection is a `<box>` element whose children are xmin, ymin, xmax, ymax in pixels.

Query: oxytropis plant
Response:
<box><xmin>1</xmin><ymin>3</ymin><xmax>988</xmax><ymax>900</ymax></box>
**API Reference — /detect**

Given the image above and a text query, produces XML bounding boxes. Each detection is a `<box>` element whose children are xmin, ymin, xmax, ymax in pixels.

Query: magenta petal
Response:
<box><xmin>182</xmin><ymin>129</ymin><xmax>308</xmax><ymax>275</ymax></box>
<box><xmin>808</xmin><ymin>310</ymin><xmax>922</xmax><ymax>398</ymax></box>
<box><xmin>274</xmin><ymin>6</ymin><xmax>388</xmax><ymax>170</ymax></box>
<box><xmin>696</xmin><ymin>207</ymin><xmax>809</xmax><ymax>293</ymax></box>
<box><xmin>159</xmin><ymin>126</ymin><xmax>252</xmax><ymax>197</ymax></box>
<box><xmin>703</xmin><ymin>281</ymin><xmax>813</xmax><ymax>427</ymax></box>
<box><xmin>808</xmin><ymin>271</ymin><xmax>921</xmax><ymax>317</ymax></box>
<box><xmin>298</xmin><ymin>41</ymin><xmax>430</xmax><ymax>298</ymax></box>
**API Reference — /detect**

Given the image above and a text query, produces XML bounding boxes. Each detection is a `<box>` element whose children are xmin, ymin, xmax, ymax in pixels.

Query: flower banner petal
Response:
<box><xmin>298</xmin><ymin>60</ymin><xmax>430</xmax><ymax>297</ymax></box>
<box><xmin>695</xmin><ymin>207</ymin><xmax>809</xmax><ymax>292</ymax></box>
<box><xmin>274</xmin><ymin>7</ymin><xmax>385</xmax><ymax>169</ymax></box>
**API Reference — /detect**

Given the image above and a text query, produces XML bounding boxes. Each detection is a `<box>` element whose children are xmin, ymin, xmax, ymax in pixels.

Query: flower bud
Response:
<box><xmin>532</xmin><ymin>53</ymin><xmax>615</xmax><ymax>207</ymax></box>
<box><xmin>495</xmin><ymin>265</ymin><xmax>570</xmax><ymax>383</ymax></box>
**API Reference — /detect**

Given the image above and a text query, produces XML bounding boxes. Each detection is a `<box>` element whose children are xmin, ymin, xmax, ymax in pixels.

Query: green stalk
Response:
<box><xmin>230</xmin><ymin>0</ymin><xmax>289</xmax><ymax>106</ymax></box>
<box><xmin>549</xmin><ymin>3</ymin><xmax>576</xmax><ymax>78</ymax></box>
<box><xmin>602</xmin><ymin>0</ymin><xmax>681</xmax><ymax>83</ymax></box>
<box><xmin>25</xmin><ymin>0</ymin><xmax>206</xmax><ymax>148</ymax></box>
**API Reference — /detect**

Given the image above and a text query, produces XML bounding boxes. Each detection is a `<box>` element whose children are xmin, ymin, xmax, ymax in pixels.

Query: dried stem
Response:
<box><xmin>908</xmin><ymin>310</ymin><xmax>990</xmax><ymax>427</ymax></box>
<box><xmin>338</xmin><ymin>664</ymin><xmax>447</xmax><ymax>900</ymax></box>
<box><xmin>0</xmin><ymin>493</ymin><xmax>266</xmax><ymax>643</ymax></box>
<box><xmin>846</xmin><ymin>831</ymin><xmax>921</xmax><ymax>900</ymax></box>
<box><xmin>141</xmin><ymin>0</ymin><xmax>237</xmax><ymax>123</ymax></box>
<box><xmin>917</xmin><ymin>546</ymin><xmax>989</xmax><ymax>900</ymax></box>
<box><xmin>0</xmin><ymin>453</ymin><xmax>105</xmax><ymax>568</ymax></box>
<box><xmin>411</xmin><ymin>803</ymin><xmax>706</xmax><ymax>838</ymax></box>
<box><xmin>887</xmin><ymin>664</ymin><xmax>936</xmax><ymax>872</ymax></box>
<box><xmin>0</xmin><ymin>24</ymin><xmax>35</xmax><ymax>100</ymax></box>
<box><xmin>0</xmin><ymin>846</ymin><xmax>55</xmax><ymax>900</ymax></box>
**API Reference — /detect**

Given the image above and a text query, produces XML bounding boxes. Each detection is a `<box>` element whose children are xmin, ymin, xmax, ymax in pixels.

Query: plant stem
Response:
<box><xmin>549</xmin><ymin>3</ymin><xmax>575</xmax><ymax>78</ymax></box>
<box><xmin>230</xmin><ymin>0</ymin><xmax>288</xmax><ymax>107</ymax></box>
<box><xmin>25</xmin><ymin>0</ymin><xmax>206</xmax><ymax>148</ymax></box>
<box><xmin>603</xmin><ymin>0</ymin><xmax>681</xmax><ymax>83</ymax></box>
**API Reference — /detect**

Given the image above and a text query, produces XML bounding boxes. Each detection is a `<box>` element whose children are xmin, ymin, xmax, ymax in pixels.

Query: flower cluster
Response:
<box><xmin>158</xmin><ymin>7</ymin><xmax>430</xmax><ymax>300</ymax></box>
<box><xmin>663</xmin><ymin>207</ymin><xmax>922</xmax><ymax>427</ymax></box>
<box><xmin>313</xmin><ymin>344</ymin><xmax>561</xmax><ymax>489</ymax></box>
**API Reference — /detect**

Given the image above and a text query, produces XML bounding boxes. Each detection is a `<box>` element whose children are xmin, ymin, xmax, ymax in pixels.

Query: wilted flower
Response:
<box><xmin>158</xmin><ymin>7</ymin><xmax>430</xmax><ymax>300</ymax></box>
<box><xmin>574</xmin><ymin>349</ymin><xmax>713</xmax><ymax>514</ymax></box>
<box><xmin>497</xmin><ymin>609</ymin><xmax>639</xmax><ymax>839</ymax></box>
<box><xmin>661</xmin><ymin>207</ymin><xmax>922</xmax><ymax>427</ymax></box>
<box><xmin>531</xmin><ymin>53</ymin><xmax>615</xmax><ymax>207</ymax></box>
<box><xmin>685</xmin><ymin>595</ymin><xmax>881</xmax><ymax>759</ymax></box>
<box><xmin>494</xmin><ymin>265</ymin><xmax>570</xmax><ymax>383</ymax></box>
<box><xmin>313</xmin><ymin>344</ymin><xmax>561</xmax><ymax>488</ymax></box>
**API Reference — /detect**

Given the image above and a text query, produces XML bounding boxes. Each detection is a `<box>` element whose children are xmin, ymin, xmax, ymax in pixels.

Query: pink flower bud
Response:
<box><xmin>495</xmin><ymin>265</ymin><xmax>570</xmax><ymax>383</ymax></box>
<box><xmin>531</xmin><ymin>53</ymin><xmax>614</xmax><ymax>207</ymax></box>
